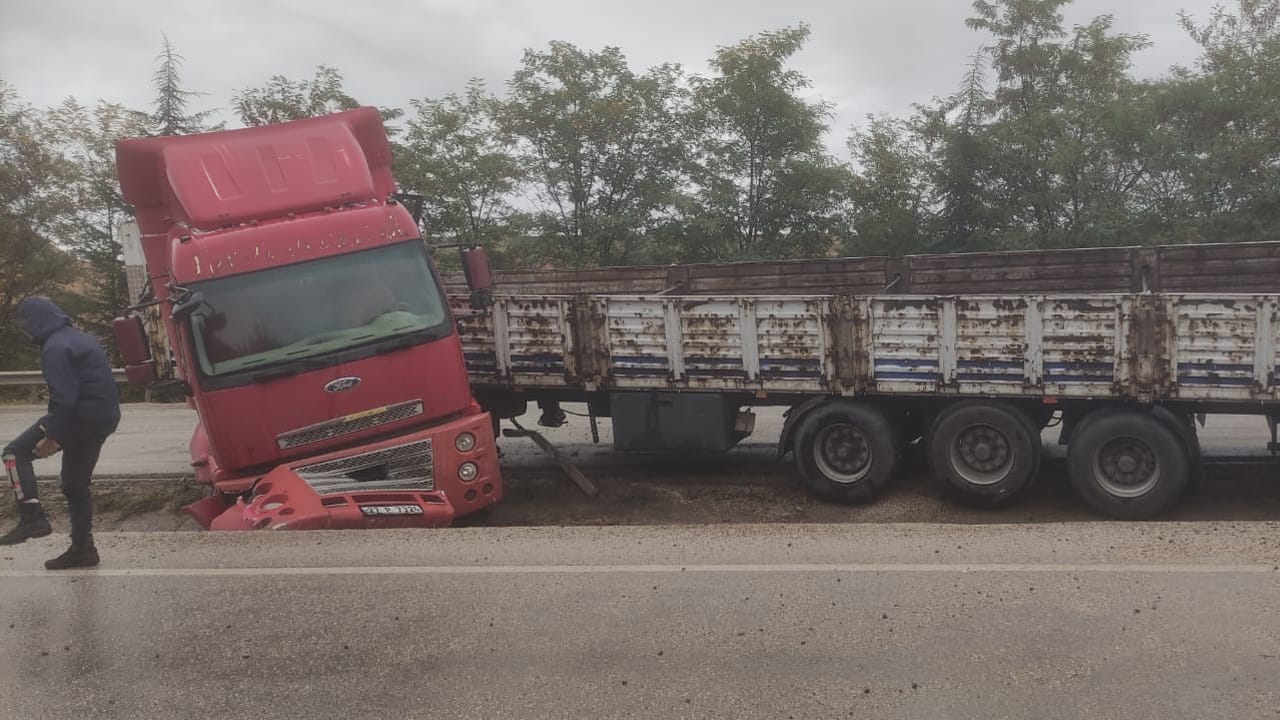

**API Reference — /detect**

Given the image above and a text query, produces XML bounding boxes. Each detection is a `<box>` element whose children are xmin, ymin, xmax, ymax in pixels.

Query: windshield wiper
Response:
<box><xmin>374</xmin><ymin>335</ymin><xmax>420</xmax><ymax>355</ymax></box>
<box><xmin>251</xmin><ymin>366</ymin><xmax>299</xmax><ymax>383</ymax></box>
<box><xmin>251</xmin><ymin>357</ymin><xmax>331</xmax><ymax>384</ymax></box>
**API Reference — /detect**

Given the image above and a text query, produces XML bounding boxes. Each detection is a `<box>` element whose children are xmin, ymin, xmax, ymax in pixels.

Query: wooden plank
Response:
<box><xmin>448</xmin><ymin>240</ymin><xmax>1280</xmax><ymax>298</ymax></box>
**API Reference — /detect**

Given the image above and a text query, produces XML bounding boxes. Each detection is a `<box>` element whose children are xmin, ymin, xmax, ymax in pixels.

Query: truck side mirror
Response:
<box><xmin>171</xmin><ymin>291</ymin><xmax>205</xmax><ymax>323</ymax></box>
<box><xmin>461</xmin><ymin>247</ymin><xmax>494</xmax><ymax>310</ymax></box>
<box><xmin>112</xmin><ymin>316</ymin><xmax>158</xmax><ymax>384</ymax></box>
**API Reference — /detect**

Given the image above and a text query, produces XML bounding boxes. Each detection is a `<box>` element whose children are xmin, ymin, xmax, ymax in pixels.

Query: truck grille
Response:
<box><xmin>293</xmin><ymin>438</ymin><xmax>434</xmax><ymax>494</ymax></box>
<box><xmin>276</xmin><ymin>401</ymin><xmax>424</xmax><ymax>449</ymax></box>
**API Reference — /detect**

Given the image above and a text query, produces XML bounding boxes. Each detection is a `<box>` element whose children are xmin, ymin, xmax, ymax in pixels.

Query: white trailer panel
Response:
<box><xmin>455</xmin><ymin>293</ymin><xmax>1280</xmax><ymax>406</ymax></box>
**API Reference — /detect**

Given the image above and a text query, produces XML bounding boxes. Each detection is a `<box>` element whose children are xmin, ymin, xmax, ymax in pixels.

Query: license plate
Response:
<box><xmin>361</xmin><ymin>504</ymin><xmax>424</xmax><ymax>517</ymax></box>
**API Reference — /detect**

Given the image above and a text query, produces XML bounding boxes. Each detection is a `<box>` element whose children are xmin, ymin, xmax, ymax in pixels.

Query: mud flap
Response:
<box><xmin>208</xmin><ymin>465</ymin><xmax>455</xmax><ymax>531</ymax></box>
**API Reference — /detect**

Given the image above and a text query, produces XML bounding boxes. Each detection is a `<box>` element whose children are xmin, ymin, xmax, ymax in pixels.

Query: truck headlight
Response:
<box><xmin>458</xmin><ymin>462</ymin><xmax>478</xmax><ymax>482</ymax></box>
<box><xmin>455</xmin><ymin>432</ymin><xmax>476</xmax><ymax>452</ymax></box>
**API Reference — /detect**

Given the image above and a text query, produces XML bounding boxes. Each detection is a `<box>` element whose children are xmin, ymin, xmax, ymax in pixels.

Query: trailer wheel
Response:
<box><xmin>1067</xmin><ymin>410</ymin><xmax>1190</xmax><ymax>519</ymax></box>
<box><xmin>793</xmin><ymin>402</ymin><xmax>899</xmax><ymax>503</ymax></box>
<box><xmin>926</xmin><ymin>401</ymin><xmax>1041</xmax><ymax>507</ymax></box>
<box><xmin>1150</xmin><ymin>406</ymin><xmax>1204</xmax><ymax>497</ymax></box>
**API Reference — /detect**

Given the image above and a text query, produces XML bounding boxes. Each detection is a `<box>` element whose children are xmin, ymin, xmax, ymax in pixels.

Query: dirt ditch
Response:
<box><xmin>3</xmin><ymin>452</ymin><xmax>1279</xmax><ymax>533</ymax></box>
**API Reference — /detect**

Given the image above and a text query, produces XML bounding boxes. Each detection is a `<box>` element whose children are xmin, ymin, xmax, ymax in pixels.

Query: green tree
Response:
<box><xmin>396</xmin><ymin>81</ymin><xmax>525</xmax><ymax>263</ymax></box>
<box><xmin>233</xmin><ymin>66</ymin><xmax>402</xmax><ymax>129</ymax></box>
<box><xmin>41</xmin><ymin>98</ymin><xmax>152</xmax><ymax>348</ymax></box>
<box><xmin>960</xmin><ymin>0</ymin><xmax>1152</xmax><ymax>248</ymax></box>
<box><xmin>0</xmin><ymin>83</ymin><xmax>79</xmax><ymax>370</ymax></box>
<box><xmin>234</xmin><ymin>65</ymin><xmax>357</xmax><ymax>126</ymax></box>
<box><xmin>501</xmin><ymin>42</ymin><xmax>692</xmax><ymax>266</ymax></box>
<box><xmin>35</xmin><ymin>36</ymin><xmax>213</xmax><ymax>357</ymax></box>
<box><xmin>151</xmin><ymin>34</ymin><xmax>219</xmax><ymax>136</ymax></box>
<box><xmin>845</xmin><ymin>113</ymin><xmax>939</xmax><ymax>256</ymax></box>
<box><xmin>1139</xmin><ymin>0</ymin><xmax>1280</xmax><ymax>243</ymax></box>
<box><xmin>929</xmin><ymin>54</ymin><xmax>1003</xmax><ymax>252</ymax></box>
<box><xmin>687</xmin><ymin>25</ymin><xmax>849</xmax><ymax>262</ymax></box>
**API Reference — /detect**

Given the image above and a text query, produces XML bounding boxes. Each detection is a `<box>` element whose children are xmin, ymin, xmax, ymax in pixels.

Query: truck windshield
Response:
<box><xmin>188</xmin><ymin>240</ymin><xmax>449</xmax><ymax>378</ymax></box>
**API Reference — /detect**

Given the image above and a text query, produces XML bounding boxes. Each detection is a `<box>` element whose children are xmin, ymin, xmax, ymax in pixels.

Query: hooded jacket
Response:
<box><xmin>17</xmin><ymin>297</ymin><xmax>121</xmax><ymax>443</ymax></box>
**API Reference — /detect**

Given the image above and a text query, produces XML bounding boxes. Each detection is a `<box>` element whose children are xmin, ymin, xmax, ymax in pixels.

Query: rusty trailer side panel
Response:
<box><xmin>1167</xmin><ymin>296</ymin><xmax>1277</xmax><ymax>402</ymax></box>
<box><xmin>1040</xmin><ymin>298</ymin><xmax>1122</xmax><ymax>398</ymax></box>
<box><xmin>454</xmin><ymin>293</ymin><xmax>1280</xmax><ymax>406</ymax></box>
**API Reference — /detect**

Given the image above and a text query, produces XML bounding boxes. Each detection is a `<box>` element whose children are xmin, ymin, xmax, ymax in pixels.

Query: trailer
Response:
<box><xmin>445</xmin><ymin>241</ymin><xmax>1280</xmax><ymax>519</ymax></box>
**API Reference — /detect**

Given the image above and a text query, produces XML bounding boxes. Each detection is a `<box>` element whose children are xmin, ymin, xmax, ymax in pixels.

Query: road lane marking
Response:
<box><xmin>0</xmin><ymin>562</ymin><xmax>1275</xmax><ymax>578</ymax></box>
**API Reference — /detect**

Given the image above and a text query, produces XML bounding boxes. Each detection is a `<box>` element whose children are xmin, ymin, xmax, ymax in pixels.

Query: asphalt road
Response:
<box><xmin>2</xmin><ymin>523</ymin><xmax>1278</xmax><ymax>719</ymax></box>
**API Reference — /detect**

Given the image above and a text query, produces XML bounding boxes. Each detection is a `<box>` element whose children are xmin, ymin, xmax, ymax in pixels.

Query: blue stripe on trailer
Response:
<box><xmin>1045</xmin><ymin>361</ymin><xmax>1113</xmax><ymax>372</ymax></box>
<box><xmin>1044</xmin><ymin>361</ymin><xmax>1113</xmax><ymax>382</ymax></box>
<box><xmin>762</xmin><ymin>358</ymin><xmax>822</xmax><ymax>368</ymax></box>
<box><xmin>875</xmin><ymin>359</ymin><xmax>940</xmax><ymax>369</ymax></box>
<box><xmin>1177</xmin><ymin>362</ymin><xmax>1254</xmax><ymax>373</ymax></box>
<box><xmin>875</xmin><ymin>371</ymin><xmax>943</xmax><ymax>382</ymax></box>
<box><xmin>957</xmin><ymin>359</ymin><xmax>1023</xmax><ymax>370</ymax></box>
<box><xmin>1178</xmin><ymin>376</ymin><xmax>1254</xmax><ymax>387</ymax></box>
<box><xmin>686</xmin><ymin>357</ymin><xmax>745</xmax><ymax>367</ymax></box>
<box><xmin>956</xmin><ymin>372</ymin><xmax>1021</xmax><ymax>383</ymax></box>
<box><xmin>612</xmin><ymin>367</ymin><xmax>670</xmax><ymax>377</ymax></box>
<box><xmin>510</xmin><ymin>353</ymin><xmax>565</xmax><ymax>364</ymax></box>
<box><xmin>760</xmin><ymin>369</ymin><xmax>825</xmax><ymax>379</ymax></box>
<box><xmin>464</xmin><ymin>352</ymin><xmax>498</xmax><ymax>372</ymax></box>
<box><xmin>1044</xmin><ymin>375</ymin><xmax>1114</xmax><ymax>384</ymax></box>
<box><xmin>611</xmin><ymin>355</ymin><xmax>669</xmax><ymax>364</ymax></box>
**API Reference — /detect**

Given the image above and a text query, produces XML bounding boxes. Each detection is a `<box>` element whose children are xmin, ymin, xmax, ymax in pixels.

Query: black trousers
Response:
<box><xmin>4</xmin><ymin>419</ymin><xmax>112</xmax><ymax>540</ymax></box>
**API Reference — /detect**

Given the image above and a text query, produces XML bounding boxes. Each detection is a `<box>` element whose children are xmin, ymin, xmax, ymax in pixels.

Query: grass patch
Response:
<box><xmin>0</xmin><ymin>478</ymin><xmax>205</xmax><ymax>523</ymax></box>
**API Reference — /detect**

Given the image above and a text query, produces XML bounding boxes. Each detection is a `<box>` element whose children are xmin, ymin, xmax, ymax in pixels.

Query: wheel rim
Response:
<box><xmin>813</xmin><ymin>423</ymin><xmax>873</xmax><ymax>484</ymax></box>
<box><xmin>949</xmin><ymin>423</ymin><xmax>1014</xmax><ymax>486</ymax></box>
<box><xmin>1093</xmin><ymin>436</ymin><xmax>1161</xmax><ymax>498</ymax></box>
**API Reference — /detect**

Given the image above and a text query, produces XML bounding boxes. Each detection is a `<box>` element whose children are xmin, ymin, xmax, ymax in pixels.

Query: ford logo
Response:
<box><xmin>324</xmin><ymin>377</ymin><xmax>362</xmax><ymax>393</ymax></box>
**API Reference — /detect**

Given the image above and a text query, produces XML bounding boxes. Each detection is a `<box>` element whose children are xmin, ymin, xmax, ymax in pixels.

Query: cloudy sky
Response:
<box><xmin>2</xmin><ymin>0</ymin><xmax>1223</xmax><ymax>152</ymax></box>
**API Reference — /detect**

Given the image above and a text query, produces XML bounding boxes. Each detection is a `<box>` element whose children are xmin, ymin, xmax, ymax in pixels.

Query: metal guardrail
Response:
<box><xmin>0</xmin><ymin>369</ymin><xmax>127</xmax><ymax>387</ymax></box>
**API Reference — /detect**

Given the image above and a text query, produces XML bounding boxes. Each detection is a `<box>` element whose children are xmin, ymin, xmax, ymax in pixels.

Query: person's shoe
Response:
<box><xmin>0</xmin><ymin>503</ymin><xmax>53</xmax><ymax>545</ymax></box>
<box><xmin>45</xmin><ymin>534</ymin><xmax>99</xmax><ymax>570</ymax></box>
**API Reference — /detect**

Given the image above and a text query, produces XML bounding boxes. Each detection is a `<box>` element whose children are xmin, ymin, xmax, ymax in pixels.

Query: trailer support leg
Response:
<box><xmin>504</xmin><ymin>419</ymin><xmax>600</xmax><ymax>498</ymax></box>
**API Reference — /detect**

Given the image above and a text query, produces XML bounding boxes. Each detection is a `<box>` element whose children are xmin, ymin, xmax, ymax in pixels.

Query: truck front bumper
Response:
<box><xmin>195</xmin><ymin>412</ymin><xmax>502</xmax><ymax>531</ymax></box>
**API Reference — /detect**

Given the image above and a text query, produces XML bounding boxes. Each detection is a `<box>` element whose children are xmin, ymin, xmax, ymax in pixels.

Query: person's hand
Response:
<box><xmin>34</xmin><ymin>437</ymin><xmax>60</xmax><ymax>458</ymax></box>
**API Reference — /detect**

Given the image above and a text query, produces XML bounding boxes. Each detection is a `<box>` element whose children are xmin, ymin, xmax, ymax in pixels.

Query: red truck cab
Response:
<box><xmin>113</xmin><ymin>108</ymin><xmax>502</xmax><ymax>529</ymax></box>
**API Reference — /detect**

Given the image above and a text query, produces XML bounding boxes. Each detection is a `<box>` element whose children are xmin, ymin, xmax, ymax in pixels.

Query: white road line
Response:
<box><xmin>0</xmin><ymin>562</ymin><xmax>1275</xmax><ymax>579</ymax></box>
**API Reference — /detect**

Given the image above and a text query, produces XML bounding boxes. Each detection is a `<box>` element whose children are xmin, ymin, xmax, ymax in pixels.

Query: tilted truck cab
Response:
<box><xmin>113</xmin><ymin>107</ymin><xmax>502</xmax><ymax>530</ymax></box>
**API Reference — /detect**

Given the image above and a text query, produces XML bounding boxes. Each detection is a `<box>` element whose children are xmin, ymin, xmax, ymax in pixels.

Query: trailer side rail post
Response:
<box><xmin>1253</xmin><ymin>297</ymin><xmax>1276</xmax><ymax>397</ymax></box>
<box><xmin>940</xmin><ymin>297</ymin><xmax>958</xmax><ymax>390</ymax></box>
<box><xmin>739</xmin><ymin>298</ymin><xmax>761</xmax><ymax>382</ymax></box>
<box><xmin>663</xmin><ymin>298</ymin><xmax>686</xmax><ymax>383</ymax></box>
<box><xmin>1024</xmin><ymin>297</ymin><xmax>1045</xmax><ymax>390</ymax></box>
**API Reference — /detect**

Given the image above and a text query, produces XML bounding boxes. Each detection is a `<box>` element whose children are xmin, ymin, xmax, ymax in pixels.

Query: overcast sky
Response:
<box><xmin>2</xmin><ymin>0</ymin><xmax>1223</xmax><ymax>154</ymax></box>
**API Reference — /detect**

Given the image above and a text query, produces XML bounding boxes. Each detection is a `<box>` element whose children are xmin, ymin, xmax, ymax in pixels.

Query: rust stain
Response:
<box><xmin>1052</xmin><ymin>299</ymin><xmax>1114</xmax><ymax>314</ymax></box>
<box><xmin>992</xmin><ymin>299</ymin><xmax>1026</xmax><ymax>312</ymax></box>
<box><xmin>879</xmin><ymin>299</ymin><xmax>936</xmax><ymax>311</ymax></box>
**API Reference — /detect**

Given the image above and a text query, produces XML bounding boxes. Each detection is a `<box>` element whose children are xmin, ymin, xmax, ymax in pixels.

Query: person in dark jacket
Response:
<box><xmin>1</xmin><ymin>297</ymin><xmax>120</xmax><ymax>569</ymax></box>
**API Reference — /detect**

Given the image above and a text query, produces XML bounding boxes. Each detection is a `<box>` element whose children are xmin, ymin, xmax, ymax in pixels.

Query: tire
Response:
<box><xmin>1067</xmin><ymin>410</ymin><xmax>1190</xmax><ymax>519</ymax></box>
<box><xmin>793</xmin><ymin>401</ymin><xmax>900</xmax><ymax>503</ymax></box>
<box><xmin>926</xmin><ymin>401</ymin><xmax>1042</xmax><ymax>507</ymax></box>
<box><xmin>1150</xmin><ymin>406</ymin><xmax>1203</xmax><ymax>498</ymax></box>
